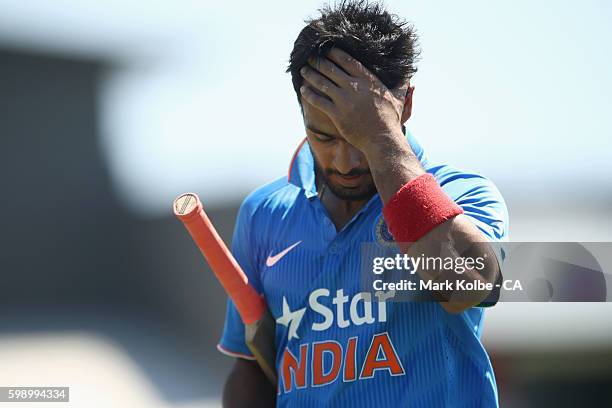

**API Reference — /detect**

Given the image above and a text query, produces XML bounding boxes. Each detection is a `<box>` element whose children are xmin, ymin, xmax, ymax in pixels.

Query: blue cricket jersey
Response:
<box><xmin>218</xmin><ymin>131</ymin><xmax>509</xmax><ymax>407</ymax></box>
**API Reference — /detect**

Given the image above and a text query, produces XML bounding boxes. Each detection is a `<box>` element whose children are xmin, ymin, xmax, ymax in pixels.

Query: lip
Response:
<box><xmin>333</xmin><ymin>174</ymin><xmax>364</xmax><ymax>188</ymax></box>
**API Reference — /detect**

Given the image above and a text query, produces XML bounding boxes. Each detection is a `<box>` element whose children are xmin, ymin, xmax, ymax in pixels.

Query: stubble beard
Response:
<box><xmin>313</xmin><ymin>158</ymin><xmax>377</xmax><ymax>202</ymax></box>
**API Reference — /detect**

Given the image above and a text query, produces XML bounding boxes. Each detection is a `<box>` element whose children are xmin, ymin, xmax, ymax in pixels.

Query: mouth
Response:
<box><xmin>332</xmin><ymin>173</ymin><xmax>365</xmax><ymax>188</ymax></box>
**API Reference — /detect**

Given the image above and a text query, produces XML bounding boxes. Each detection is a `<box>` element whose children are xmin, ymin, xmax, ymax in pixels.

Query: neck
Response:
<box><xmin>318</xmin><ymin>181</ymin><xmax>372</xmax><ymax>232</ymax></box>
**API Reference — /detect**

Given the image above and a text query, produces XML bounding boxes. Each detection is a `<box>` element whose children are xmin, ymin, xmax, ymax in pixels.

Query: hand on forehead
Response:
<box><xmin>305</xmin><ymin>47</ymin><xmax>409</xmax><ymax>96</ymax></box>
<box><xmin>299</xmin><ymin>46</ymin><xmax>410</xmax><ymax>152</ymax></box>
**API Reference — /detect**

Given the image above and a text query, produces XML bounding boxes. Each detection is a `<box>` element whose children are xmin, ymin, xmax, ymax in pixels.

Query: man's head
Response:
<box><xmin>287</xmin><ymin>0</ymin><xmax>420</xmax><ymax>201</ymax></box>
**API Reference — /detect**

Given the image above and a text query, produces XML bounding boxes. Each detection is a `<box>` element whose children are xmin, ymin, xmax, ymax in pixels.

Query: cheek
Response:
<box><xmin>307</xmin><ymin>138</ymin><xmax>333</xmax><ymax>167</ymax></box>
<box><xmin>316</xmin><ymin>150</ymin><xmax>334</xmax><ymax>170</ymax></box>
<box><xmin>317</xmin><ymin>154</ymin><xmax>333</xmax><ymax>170</ymax></box>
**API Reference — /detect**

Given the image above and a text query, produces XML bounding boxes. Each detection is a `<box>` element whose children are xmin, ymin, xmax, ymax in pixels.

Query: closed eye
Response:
<box><xmin>306</xmin><ymin>126</ymin><xmax>337</xmax><ymax>143</ymax></box>
<box><xmin>313</xmin><ymin>133</ymin><xmax>334</xmax><ymax>143</ymax></box>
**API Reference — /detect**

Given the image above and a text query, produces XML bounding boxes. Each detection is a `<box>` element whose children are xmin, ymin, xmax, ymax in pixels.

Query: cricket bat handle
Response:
<box><xmin>173</xmin><ymin>193</ymin><xmax>266</xmax><ymax>325</ymax></box>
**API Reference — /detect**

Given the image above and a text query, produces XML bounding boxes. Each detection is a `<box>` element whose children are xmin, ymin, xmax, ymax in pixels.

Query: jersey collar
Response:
<box><xmin>287</xmin><ymin>128</ymin><xmax>427</xmax><ymax>198</ymax></box>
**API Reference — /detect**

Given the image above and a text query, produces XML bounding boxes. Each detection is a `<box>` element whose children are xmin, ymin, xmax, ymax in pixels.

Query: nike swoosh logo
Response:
<box><xmin>266</xmin><ymin>241</ymin><xmax>302</xmax><ymax>267</ymax></box>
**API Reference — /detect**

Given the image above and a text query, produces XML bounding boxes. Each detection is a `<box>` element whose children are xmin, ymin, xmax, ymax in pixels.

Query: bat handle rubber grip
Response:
<box><xmin>174</xmin><ymin>193</ymin><xmax>266</xmax><ymax>325</ymax></box>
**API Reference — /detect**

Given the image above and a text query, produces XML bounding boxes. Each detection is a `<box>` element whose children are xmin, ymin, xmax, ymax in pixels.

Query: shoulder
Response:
<box><xmin>237</xmin><ymin>176</ymin><xmax>301</xmax><ymax>224</ymax></box>
<box><xmin>427</xmin><ymin>162</ymin><xmax>509</xmax><ymax>240</ymax></box>
<box><xmin>427</xmin><ymin>163</ymin><xmax>505</xmax><ymax>204</ymax></box>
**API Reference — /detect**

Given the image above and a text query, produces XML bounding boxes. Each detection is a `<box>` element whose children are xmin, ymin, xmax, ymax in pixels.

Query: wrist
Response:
<box><xmin>363</xmin><ymin>128</ymin><xmax>415</xmax><ymax>166</ymax></box>
<box><xmin>364</xmin><ymin>129</ymin><xmax>426</xmax><ymax>204</ymax></box>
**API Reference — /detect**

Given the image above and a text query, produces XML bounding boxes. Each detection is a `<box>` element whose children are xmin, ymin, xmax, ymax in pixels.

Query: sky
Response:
<box><xmin>0</xmin><ymin>0</ymin><xmax>610</xmax><ymax>214</ymax></box>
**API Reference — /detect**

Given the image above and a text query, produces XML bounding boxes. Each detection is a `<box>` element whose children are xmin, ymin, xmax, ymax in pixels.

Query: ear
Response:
<box><xmin>400</xmin><ymin>85</ymin><xmax>415</xmax><ymax>124</ymax></box>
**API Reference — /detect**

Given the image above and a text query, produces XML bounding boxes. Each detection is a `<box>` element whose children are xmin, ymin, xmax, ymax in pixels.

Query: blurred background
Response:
<box><xmin>0</xmin><ymin>0</ymin><xmax>611</xmax><ymax>406</ymax></box>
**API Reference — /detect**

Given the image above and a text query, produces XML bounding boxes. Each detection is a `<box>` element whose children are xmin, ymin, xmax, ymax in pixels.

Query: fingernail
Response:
<box><xmin>300</xmin><ymin>66</ymin><xmax>307</xmax><ymax>74</ymax></box>
<box><xmin>300</xmin><ymin>86</ymin><xmax>306</xmax><ymax>93</ymax></box>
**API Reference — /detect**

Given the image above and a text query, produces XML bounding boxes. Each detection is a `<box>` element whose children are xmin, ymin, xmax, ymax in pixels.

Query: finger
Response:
<box><xmin>326</xmin><ymin>47</ymin><xmax>377</xmax><ymax>82</ymax></box>
<box><xmin>301</xmin><ymin>65</ymin><xmax>340</xmax><ymax>100</ymax></box>
<box><xmin>300</xmin><ymin>85</ymin><xmax>337</xmax><ymax>116</ymax></box>
<box><xmin>307</xmin><ymin>56</ymin><xmax>352</xmax><ymax>87</ymax></box>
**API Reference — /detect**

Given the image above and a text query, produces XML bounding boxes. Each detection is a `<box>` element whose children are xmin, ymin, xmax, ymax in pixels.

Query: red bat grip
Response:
<box><xmin>174</xmin><ymin>193</ymin><xmax>266</xmax><ymax>325</ymax></box>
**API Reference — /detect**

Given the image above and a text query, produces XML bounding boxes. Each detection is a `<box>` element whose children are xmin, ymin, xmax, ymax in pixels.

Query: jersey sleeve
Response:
<box><xmin>437</xmin><ymin>170</ymin><xmax>509</xmax><ymax>307</ymax></box>
<box><xmin>438</xmin><ymin>170</ymin><xmax>509</xmax><ymax>242</ymax></box>
<box><xmin>217</xmin><ymin>198</ymin><xmax>262</xmax><ymax>360</ymax></box>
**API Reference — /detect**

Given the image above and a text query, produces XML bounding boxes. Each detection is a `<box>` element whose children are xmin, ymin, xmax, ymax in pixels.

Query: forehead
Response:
<box><xmin>302</xmin><ymin>100</ymin><xmax>340</xmax><ymax>136</ymax></box>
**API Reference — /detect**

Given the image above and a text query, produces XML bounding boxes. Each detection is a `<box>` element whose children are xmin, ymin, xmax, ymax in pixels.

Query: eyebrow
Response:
<box><xmin>305</xmin><ymin>126</ymin><xmax>339</xmax><ymax>139</ymax></box>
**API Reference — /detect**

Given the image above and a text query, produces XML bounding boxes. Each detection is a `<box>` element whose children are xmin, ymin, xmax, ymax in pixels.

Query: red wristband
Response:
<box><xmin>382</xmin><ymin>173</ymin><xmax>463</xmax><ymax>243</ymax></box>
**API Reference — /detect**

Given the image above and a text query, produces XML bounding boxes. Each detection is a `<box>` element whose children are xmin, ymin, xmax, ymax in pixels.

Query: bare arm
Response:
<box><xmin>364</xmin><ymin>136</ymin><xmax>500</xmax><ymax>313</ymax></box>
<box><xmin>222</xmin><ymin>359</ymin><xmax>276</xmax><ymax>408</ymax></box>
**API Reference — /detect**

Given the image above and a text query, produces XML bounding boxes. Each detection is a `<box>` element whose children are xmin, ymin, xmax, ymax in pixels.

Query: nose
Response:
<box><xmin>332</xmin><ymin>140</ymin><xmax>365</xmax><ymax>175</ymax></box>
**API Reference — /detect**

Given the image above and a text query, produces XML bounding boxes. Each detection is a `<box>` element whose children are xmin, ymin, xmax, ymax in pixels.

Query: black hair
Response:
<box><xmin>287</xmin><ymin>0</ymin><xmax>420</xmax><ymax>102</ymax></box>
